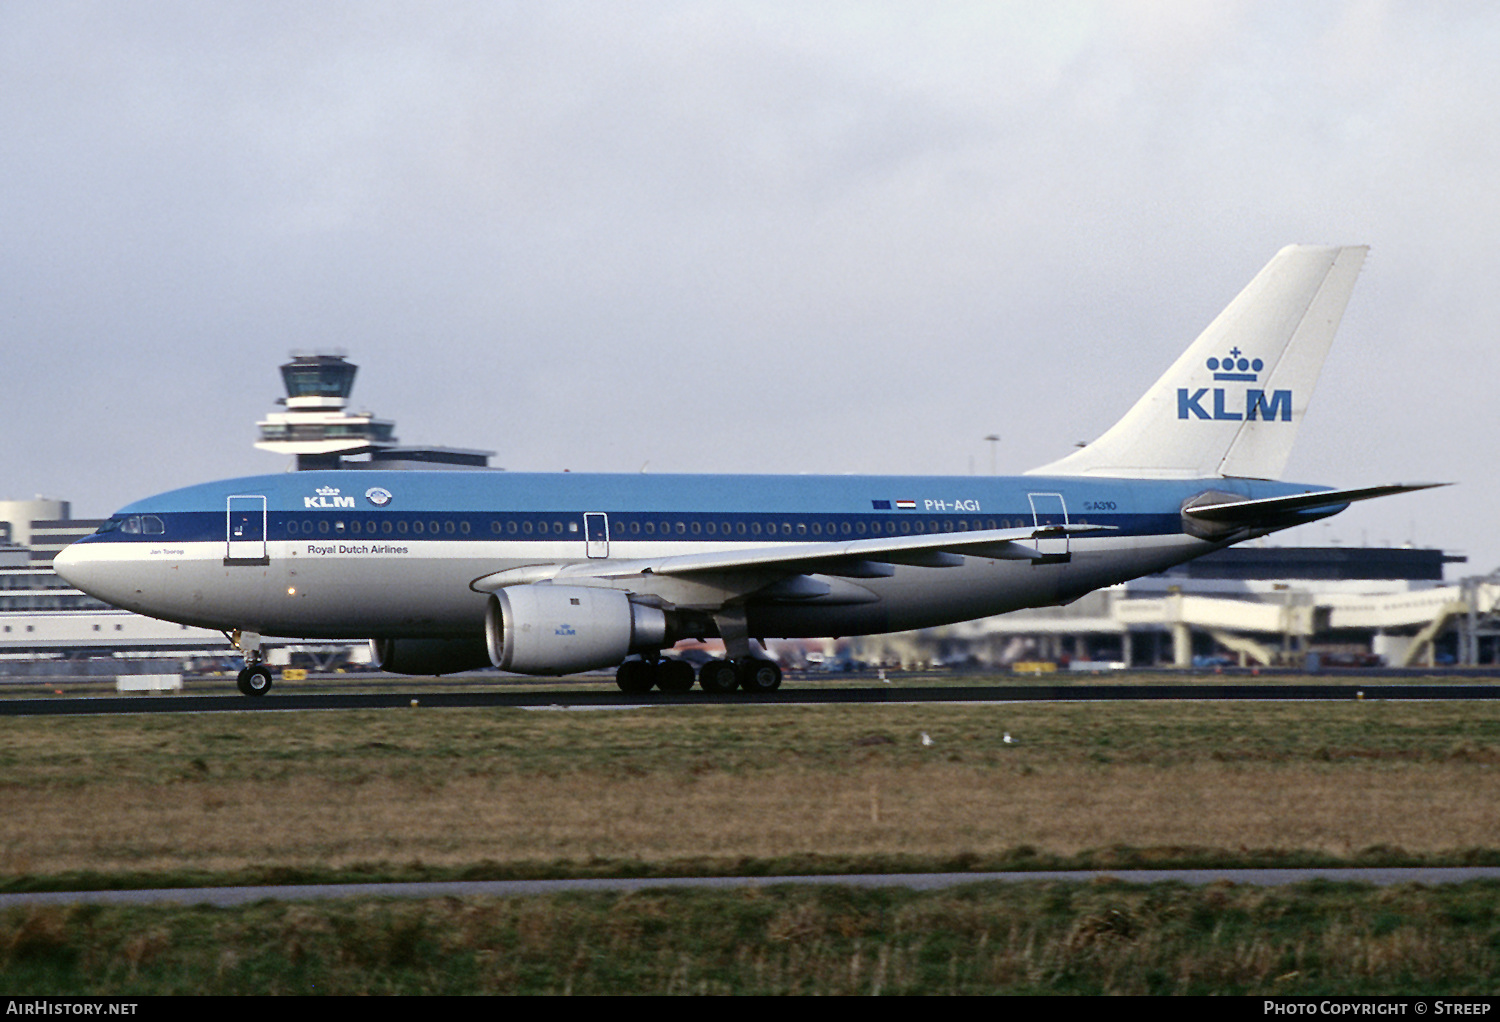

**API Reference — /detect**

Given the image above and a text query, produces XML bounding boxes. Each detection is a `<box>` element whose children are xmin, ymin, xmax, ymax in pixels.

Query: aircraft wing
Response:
<box><xmin>1182</xmin><ymin>482</ymin><xmax>1448</xmax><ymax>525</ymax></box>
<box><xmin>471</xmin><ymin>521</ymin><xmax>1115</xmax><ymax>593</ymax></box>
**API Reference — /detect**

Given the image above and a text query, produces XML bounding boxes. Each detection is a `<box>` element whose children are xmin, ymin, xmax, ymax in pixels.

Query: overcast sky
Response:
<box><xmin>4</xmin><ymin>1</ymin><xmax>1495</xmax><ymax>572</ymax></box>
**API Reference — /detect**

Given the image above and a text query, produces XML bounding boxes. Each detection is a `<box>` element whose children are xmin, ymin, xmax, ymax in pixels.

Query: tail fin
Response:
<box><xmin>1027</xmin><ymin>245</ymin><xmax>1368</xmax><ymax>480</ymax></box>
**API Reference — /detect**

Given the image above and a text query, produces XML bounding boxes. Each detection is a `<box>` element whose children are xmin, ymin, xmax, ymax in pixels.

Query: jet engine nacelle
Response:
<box><xmin>486</xmin><ymin>585</ymin><xmax>667</xmax><ymax>675</ymax></box>
<box><xmin>370</xmin><ymin>637</ymin><xmax>492</xmax><ymax>676</ymax></box>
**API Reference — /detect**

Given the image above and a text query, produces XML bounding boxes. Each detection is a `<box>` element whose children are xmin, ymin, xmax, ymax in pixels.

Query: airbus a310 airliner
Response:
<box><xmin>57</xmin><ymin>245</ymin><xmax>1440</xmax><ymax>696</ymax></box>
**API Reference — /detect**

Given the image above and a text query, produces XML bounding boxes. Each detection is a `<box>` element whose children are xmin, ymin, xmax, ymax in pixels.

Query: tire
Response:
<box><xmin>697</xmin><ymin>658</ymin><xmax>740</xmax><ymax>694</ymax></box>
<box><xmin>615</xmin><ymin>659</ymin><xmax>656</xmax><ymax>693</ymax></box>
<box><xmin>237</xmin><ymin>665</ymin><xmax>273</xmax><ymax>697</ymax></box>
<box><xmin>656</xmin><ymin>658</ymin><xmax>695</xmax><ymax>693</ymax></box>
<box><xmin>737</xmin><ymin>658</ymin><xmax>782</xmax><ymax>693</ymax></box>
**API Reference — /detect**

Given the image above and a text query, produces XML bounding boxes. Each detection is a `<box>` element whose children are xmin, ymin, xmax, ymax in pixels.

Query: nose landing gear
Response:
<box><xmin>230</xmin><ymin>629</ymin><xmax>273</xmax><ymax>697</ymax></box>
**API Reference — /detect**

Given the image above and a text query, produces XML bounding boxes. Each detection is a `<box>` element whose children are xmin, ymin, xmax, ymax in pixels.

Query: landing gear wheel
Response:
<box><xmin>698</xmin><ymin>658</ymin><xmax>741</xmax><ymax>694</ymax></box>
<box><xmin>656</xmin><ymin>659</ymin><xmax>695</xmax><ymax>694</ymax></box>
<box><xmin>737</xmin><ymin>658</ymin><xmax>782</xmax><ymax>693</ymax></box>
<box><xmin>237</xmin><ymin>665</ymin><xmax>273</xmax><ymax>697</ymax></box>
<box><xmin>616</xmin><ymin>659</ymin><xmax>657</xmax><ymax>694</ymax></box>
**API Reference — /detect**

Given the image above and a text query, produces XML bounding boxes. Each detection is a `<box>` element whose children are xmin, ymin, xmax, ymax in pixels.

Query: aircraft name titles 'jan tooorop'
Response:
<box><xmin>56</xmin><ymin>246</ymin><xmax>1443</xmax><ymax>695</ymax></box>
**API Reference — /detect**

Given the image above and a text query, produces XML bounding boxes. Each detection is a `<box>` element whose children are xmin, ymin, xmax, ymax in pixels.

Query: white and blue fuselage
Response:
<box><xmin>54</xmin><ymin>246</ymin><xmax>1441</xmax><ymax>694</ymax></box>
<box><xmin>60</xmin><ymin>469</ymin><xmax>1333</xmax><ymax>639</ymax></box>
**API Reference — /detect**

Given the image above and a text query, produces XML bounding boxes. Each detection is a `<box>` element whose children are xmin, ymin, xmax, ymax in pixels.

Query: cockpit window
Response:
<box><xmin>101</xmin><ymin>515</ymin><xmax>165</xmax><ymax>536</ymax></box>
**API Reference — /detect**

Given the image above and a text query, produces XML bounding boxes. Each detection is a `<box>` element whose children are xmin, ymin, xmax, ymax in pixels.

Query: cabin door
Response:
<box><xmin>584</xmin><ymin>513</ymin><xmax>609</xmax><ymax>559</ymax></box>
<box><xmin>225</xmin><ymin>495</ymin><xmax>269</xmax><ymax>566</ymax></box>
<box><xmin>1026</xmin><ymin>492</ymin><xmax>1070</xmax><ymax>561</ymax></box>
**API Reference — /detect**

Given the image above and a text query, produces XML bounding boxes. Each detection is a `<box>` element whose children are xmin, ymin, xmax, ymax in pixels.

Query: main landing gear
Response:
<box><xmin>230</xmin><ymin>629</ymin><xmax>273</xmax><ymax>697</ymax></box>
<box><xmin>615</xmin><ymin>656</ymin><xmax>783</xmax><ymax>695</ymax></box>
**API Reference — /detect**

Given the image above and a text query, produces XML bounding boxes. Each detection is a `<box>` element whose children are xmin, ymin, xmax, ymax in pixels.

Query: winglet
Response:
<box><xmin>1028</xmin><ymin>245</ymin><xmax>1369</xmax><ymax>480</ymax></box>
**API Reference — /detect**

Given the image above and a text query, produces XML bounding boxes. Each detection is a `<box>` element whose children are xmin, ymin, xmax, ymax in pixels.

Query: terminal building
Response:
<box><xmin>3</xmin><ymin>353</ymin><xmax>1498</xmax><ymax>673</ymax></box>
<box><xmin>860</xmin><ymin>545</ymin><xmax>1500</xmax><ymax>672</ymax></box>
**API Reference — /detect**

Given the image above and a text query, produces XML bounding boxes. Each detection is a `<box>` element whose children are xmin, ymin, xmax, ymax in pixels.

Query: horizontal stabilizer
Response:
<box><xmin>1183</xmin><ymin>482</ymin><xmax>1448</xmax><ymax>525</ymax></box>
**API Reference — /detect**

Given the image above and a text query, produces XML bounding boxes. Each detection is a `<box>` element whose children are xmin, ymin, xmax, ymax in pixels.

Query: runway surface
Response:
<box><xmin>5</xmin><ymin>868</ymin><xmax>1499</xmax><ymax>909</ymax></box>
<box><xmin>2</xmin><ymin>681</ymin><xmax>1499</xmax><ymax>716</ymax></box>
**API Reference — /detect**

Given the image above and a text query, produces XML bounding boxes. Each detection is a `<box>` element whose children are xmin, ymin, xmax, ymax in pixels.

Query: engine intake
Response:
<box><xmin>486</xmin><ymin>585</ymin><xmax>667</xmax><ymax>675</ymax></box>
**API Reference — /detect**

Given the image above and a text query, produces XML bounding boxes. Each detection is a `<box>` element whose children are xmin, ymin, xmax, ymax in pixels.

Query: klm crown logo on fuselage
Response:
<box><xmin>1177</xmin><ymin>349</ymin><xmax>1292</xmax><ymax>422</ymax></box>
<box><xmin>304</xmin><ymin>486</ymin><xmax>356</xmax><ymax>509</ymax></box>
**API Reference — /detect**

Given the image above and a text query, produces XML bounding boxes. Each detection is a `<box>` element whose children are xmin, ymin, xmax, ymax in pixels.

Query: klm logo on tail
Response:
<box><xmin>1177</xmin><ymin>349</ymin><xmax>1291</xmax><ymax>422</ymax></box>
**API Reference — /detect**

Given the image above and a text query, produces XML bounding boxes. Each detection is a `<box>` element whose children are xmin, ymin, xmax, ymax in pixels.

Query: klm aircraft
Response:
<box><xmin>56</xmin><ymin>246</ymin><xmax>1439</xmax><ymax>696</ymax></box>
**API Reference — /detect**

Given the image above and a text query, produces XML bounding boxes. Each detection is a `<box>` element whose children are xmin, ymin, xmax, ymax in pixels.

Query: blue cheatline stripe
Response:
<box><xmin>80</xmin><ymin>508</ymin><xmax>1182</xmax><ymax>546</ymax></box>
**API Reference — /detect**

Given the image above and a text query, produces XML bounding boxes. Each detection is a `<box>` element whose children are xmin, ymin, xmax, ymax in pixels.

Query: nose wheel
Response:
<box><xmin>237</xmin><ymin>664</ymin><xmax>273</xmax><ymax>697</ymax></box>
<box><xmin>229</xmin><ymin>629</ymin><xmax>272</xmax><ymax>697</ymax></box>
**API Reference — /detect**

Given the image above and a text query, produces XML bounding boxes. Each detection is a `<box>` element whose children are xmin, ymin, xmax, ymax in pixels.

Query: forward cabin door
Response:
<box><xmin>1027</xmin><ymin>492</ymin><xmax>1070</xmax><ymax>562</ymax></box>
<box><xmin>225</xmin><ymin>495</ymin><xmax>269</xmax><ymax>566</ymax></box>
<box><xmin>584</xmin><ymin>513</ymin><xmax>609</xmax><ymax>559</ymax></box>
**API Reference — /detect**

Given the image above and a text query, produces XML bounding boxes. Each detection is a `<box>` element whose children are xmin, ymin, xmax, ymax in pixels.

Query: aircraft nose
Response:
<box><xmin>52</xmin><ymin>541</ymin><xmax>89</xmax><ymax>589</ymax></box>
<box><xmin>53</xmin><ymin>540</ymin><xmax>126</xmax><ymax>605</ymax></box>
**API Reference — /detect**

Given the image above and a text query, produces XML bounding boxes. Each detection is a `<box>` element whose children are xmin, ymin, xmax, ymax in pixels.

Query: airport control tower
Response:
<box><xmin>255</xmin><ymin>351</ymin><xmax>493</xmax><ymax>471</ymax></box>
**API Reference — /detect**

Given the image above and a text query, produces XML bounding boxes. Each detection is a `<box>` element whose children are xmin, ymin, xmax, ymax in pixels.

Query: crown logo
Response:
<box><xmin>316</xmin><ymin>486</ymin><xmax>341</xmax><ymax>497</ymax></box>
<box><xmin>1206</xmin><ymin>347</ymin><xmax>1263</xmax><ymax>382</ymax></box>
